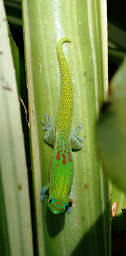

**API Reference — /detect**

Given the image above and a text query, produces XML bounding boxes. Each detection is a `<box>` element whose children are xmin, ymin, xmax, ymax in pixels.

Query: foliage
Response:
<box><xmin>1</xmin><ymin>0</ymin><xmax>126</xmax><ymax>255</ymax></box>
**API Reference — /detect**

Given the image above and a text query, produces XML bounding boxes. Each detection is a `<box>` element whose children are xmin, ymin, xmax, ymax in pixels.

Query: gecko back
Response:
<box><xmin>48</xmin><ymin>38</ymin><xmax>74</xmax><ymax>214</ymax></box>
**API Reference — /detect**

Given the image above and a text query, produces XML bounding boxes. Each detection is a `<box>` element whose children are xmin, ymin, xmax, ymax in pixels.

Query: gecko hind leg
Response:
<box><xmin>41</xmin><ymin>113</ymin><xmax>56</xmax><ymax>147</ymax></box>
<box><xmin>71</xmin><ymin>125</ymin><xmax>83</xmax><ymax>150</ymax></box>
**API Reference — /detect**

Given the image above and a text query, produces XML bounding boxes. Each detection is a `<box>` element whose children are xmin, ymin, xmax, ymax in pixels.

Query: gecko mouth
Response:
<box><xmin>48</xmin><ymin>198</ymin><xmax>67</xmax><ymax>214</ymax></box>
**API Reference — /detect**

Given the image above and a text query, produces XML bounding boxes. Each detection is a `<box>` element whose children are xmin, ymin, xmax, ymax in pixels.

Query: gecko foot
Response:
<box><xmin>41</xmin><ymin>113</ymin><xmax>53</xmax><ymax>131</ymax></box>
<box><xmin>40</xmin><ymin>185</ymin><xmax>49</xmax><ymax>200</ymax></box>
<box><xmin>71</xmin><ymin>125</ymin><xmax>83</xmax><ymax>150</ymax></box>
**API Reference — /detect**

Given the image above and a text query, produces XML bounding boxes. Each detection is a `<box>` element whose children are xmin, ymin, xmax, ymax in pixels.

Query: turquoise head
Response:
<box><xmin>48</xmin><ymin>197</ymin><xmax>71</xmax><ymax>214</ymax></box>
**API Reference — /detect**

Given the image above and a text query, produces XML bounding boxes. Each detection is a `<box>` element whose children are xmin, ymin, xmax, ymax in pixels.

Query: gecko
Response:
<box><xmin>41</xmin><ymin>38</ymin><xmax>82</xmax><ymax>214</ymax></box>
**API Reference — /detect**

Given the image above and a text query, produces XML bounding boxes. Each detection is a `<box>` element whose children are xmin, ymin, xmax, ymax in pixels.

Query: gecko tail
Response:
<box><xmin>56</xmin><ymin>38</ymin><xmax>73</xmax><ymax>135</ymax></box>
<box><xmin>56</xmin><ymin>38</ymin><xmax>71</xmax><ymax>49</ymax></box>
<box><xmin>56</xmin><ymin>37</ymin><xmax>72</xmax><ymax>76</ymax></box>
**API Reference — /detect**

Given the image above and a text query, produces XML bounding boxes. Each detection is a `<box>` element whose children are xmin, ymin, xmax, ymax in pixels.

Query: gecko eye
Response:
<box><xmin>64</xmin><ymin>203</ymin><xmax>68</xmax><ymax>210</ymax></box>
<box><xmin>64</xmin><ymin>201</ymin><xmax>72</xmax><ymax>212</ymax></box>
<box><xmin>49</xmin><ymin>198</ymin><xmax>55</xmax><ymax>204</ymax></box>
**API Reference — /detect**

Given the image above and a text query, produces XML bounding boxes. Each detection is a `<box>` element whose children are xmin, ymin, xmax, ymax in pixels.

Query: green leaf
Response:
<box><xmin>97</xmin><ymin>57</ymin><xmax>126</xmax><ymax>193</ymax></box>
<box><xmin>112</xmin><ymin>183</ymin><xmax>126</xmax><ymax>217</ymax></box>
<box><xmin>0</xmin><ymin>1</ymin><xmax>33</xmax><ymax>255</ymax></box>
<box><xmin>22</xmin><ymin>0</ymin><xmax>110</xmax><ymax>255</ymax></box>
<box><xmin>4</xmin><ymin>0</ymin><xmax>22</xmax><ymax>26</ymax></box>
<box><xmin>108</xmin><ymin>43</ymin><xmax>125</xmax><ymax>65</ymax></box>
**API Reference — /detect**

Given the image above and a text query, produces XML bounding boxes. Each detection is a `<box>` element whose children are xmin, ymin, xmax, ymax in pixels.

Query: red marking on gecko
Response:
<box><xmin>57</xmin><ymin>198</ymin><xmax>65</xmax><ymax>202</ymax></box>
<box><xmin>67</xmin><ymin>152</ymin><xmax>72</xmax><ymax>162</ymax></box>
<box><xmin>56</xmin><ymin>150</ymin><xmax>62</xmax><ymax>160</ymax></box>
<box><xmin>57</xmin><ymin>145</ymin><xmax>62</xmax><ymax>149</ymax></box>
<box><xmin>55</xmin><ymin>201</ymin><xmax>62</xmax><ymax>206</ymax></box>
<box><xmin>62</xmin><ymin>153</ymin><xmax>67</xmax><ymax>165</ymax></box>
<box><xmin>56</xmin><ymin>164</ymin><xmax>59</xmax><ymax>167</ymax></box>
<box><xmin>50</xmin><ymin>205</ymin><xmax>62</xmax><ymax>211</ymax></box>
<box><xmin>56</xmin><ymin>150</ymin><xmax>72</xmax><ymax>165</ymax></box>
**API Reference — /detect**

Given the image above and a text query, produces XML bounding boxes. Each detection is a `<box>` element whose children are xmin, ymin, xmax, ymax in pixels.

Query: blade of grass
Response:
<box><xmin>4</xmin><ymin>0</ymin><xmax>22</xmax><ymax>26</ymax></box>
<box><xmin>0</xmin><ymin>1</ymin><xmax>33</xmax><ymax>255</ymax></box>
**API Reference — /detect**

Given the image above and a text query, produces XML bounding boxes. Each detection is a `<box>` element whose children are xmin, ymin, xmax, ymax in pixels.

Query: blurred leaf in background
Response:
<box><xmin>97</xmin><ymin>57</ymin><xmax>126</xmax><ymax>195</ymax></box>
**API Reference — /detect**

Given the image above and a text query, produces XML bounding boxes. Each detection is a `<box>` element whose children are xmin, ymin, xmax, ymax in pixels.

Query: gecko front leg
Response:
<box><xmin>40</xmin><ymin>183</ymin><xmax>51</xmax><ymax>200</ymax></box>
<box><xmin>71</xmin><ymin>125</ymin><xmax>83</xmax><ymax>150</ymax></box>
<box><xmin>41</xmin><ymin>113</ymin><xmax>56</xmax><ymax>147</ymax></box>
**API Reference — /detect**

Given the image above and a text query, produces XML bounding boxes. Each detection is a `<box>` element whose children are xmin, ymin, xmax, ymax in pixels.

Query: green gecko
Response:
<box><xmin>41</xmin><ymin>38</ymin><xmax>82</xmax><ymax>214</ymax></box>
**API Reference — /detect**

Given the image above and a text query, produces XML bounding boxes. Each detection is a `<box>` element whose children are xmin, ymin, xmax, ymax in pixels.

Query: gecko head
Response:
<box><xmin>48</xmin><ymin>197</ymin><xmax>69</xmax><ymax>214</ymax></box>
